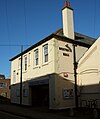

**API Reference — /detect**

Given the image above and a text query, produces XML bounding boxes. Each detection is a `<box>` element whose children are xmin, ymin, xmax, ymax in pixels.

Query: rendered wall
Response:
<box><xmin>10</xmin><ymin>37</ymin><xmax>88</xmax><ymax>108</ymax></box>
<box><xmin>77</xmin><ymin>37</ymin><xmax>100</xmax><ymax>108</ymax></box>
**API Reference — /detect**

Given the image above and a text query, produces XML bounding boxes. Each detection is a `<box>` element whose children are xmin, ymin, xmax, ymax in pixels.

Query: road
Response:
<box><xmin>0</xmin><ymin>111</ymin><xmax>28</xmax><ymax>119</ymax></box>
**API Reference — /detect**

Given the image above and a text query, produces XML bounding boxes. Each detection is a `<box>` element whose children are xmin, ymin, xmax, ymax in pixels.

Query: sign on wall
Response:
<box><xmin>63</xmin><ymin>88</ymin><xmax>73</xmax><ymax>99</ymax></box>
<box><xmin>59</xmin><ymin>44</ymin><xmax>72</xmax><ymax>57</ymax></box>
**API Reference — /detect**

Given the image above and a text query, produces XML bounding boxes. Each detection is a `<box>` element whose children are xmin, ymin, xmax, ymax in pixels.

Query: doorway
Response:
<box><xmin>31</xmin><ymin>84</ymin><xmax>49</xmax><ymax>107</ymax></box>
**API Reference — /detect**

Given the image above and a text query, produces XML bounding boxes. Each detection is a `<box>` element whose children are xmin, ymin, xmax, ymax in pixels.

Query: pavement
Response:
<box><xmin>0</xmin><ymin>103</ymin><xmax>99</xmax><ymax>119</ymax></box>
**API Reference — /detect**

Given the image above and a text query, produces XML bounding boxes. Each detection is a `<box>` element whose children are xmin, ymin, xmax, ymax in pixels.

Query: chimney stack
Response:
<box><xmin>64</xmin><ymin>1</ymin><xmax>70</xmax><ymax>7</ymax></box>
<box><xmin>62</xmin><ymin>1</ymin><xmax>74</xmax><ymax>40</ymax></box>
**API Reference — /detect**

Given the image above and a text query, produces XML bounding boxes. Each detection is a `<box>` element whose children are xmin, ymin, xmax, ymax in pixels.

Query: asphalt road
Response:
<box><xmin>0</xmin><ymin>111</ymin><xmax>28</xmax><ymax>119</ymax></box>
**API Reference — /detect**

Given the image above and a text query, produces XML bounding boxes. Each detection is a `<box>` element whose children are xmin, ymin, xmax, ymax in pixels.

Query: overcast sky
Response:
<box><xmin>0</xmin><ymin>0</ymin><xmax>99</xmax><ymax>77</ymax></box>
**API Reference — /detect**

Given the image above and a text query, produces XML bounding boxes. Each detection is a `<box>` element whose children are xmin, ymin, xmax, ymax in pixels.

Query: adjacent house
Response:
<box><xmin>77</xmin><ymin>37</ymin><xmax>100</xmax><ymax>108</ymax></box>
<box><xmin>0</xmin><ymin>74</ymin><xmax>10</xmax><ymax>99</ymax></box>
<box><xmin>9</xmin><ymin>2</ymin><xmax>96</xmax><ymax>109</ymax></box>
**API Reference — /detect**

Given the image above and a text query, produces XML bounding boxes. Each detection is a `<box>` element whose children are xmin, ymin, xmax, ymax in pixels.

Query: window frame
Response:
<box><xmin>43</xmin><ymin>44</ymin><xmax>48</xmax><ymax>63</ymax></box>
<box><xmin>24</xmin><ymin>55</ymin><xmax>27</xmax><ymax>71</ymax></box>
<box><xmin>23</xmin><ymin>89</ymin><xmax>28</xmax><ymax>97</ymax></box>
<box><xmin>13</xmin><ymin>70</ymin><xmax>16</xmax><ymax>83</ymax></box>
<box><xmin>34</xmin><ymin>49</ymin><xmax>39</xmax><ymax>66</ymax></box>
<box><xmin>16</xmin><ymin>89</ymin><xmax>20</xmax><ymax>97</ymax></box>
<box><xmin>28</xmin><ymin>52</ymin><xmax>31</xmax><ymax>66</ymax></box>
<box><xmin>18</xmin><ymin>58</ymin><xmax>21</xmax><ymax>69</ymax></box>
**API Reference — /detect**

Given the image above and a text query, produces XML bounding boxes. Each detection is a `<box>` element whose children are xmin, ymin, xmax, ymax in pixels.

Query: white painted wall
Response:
<box><xmin>52</xmin><ymin>39</ymin><xmax>88</xmax><ymax>109</ymax></box>
<box><xmin>11</xmin><ymin>38</ymin><xmax>55</xmax><ymax>85</ymax></box>
<box><xmin>77</xmin><ymin>37</ymin><xmax>100</xmax><ymax>108</ymax></box>
<box><xmin>10</xmin><ymin>36</ymin><xmax>88</xmax><ymax>108</ymax></box>
<box><xmin>78</xmin><ymin>38</ymin><xmax>100</xmax><ymax>86</ymax></box>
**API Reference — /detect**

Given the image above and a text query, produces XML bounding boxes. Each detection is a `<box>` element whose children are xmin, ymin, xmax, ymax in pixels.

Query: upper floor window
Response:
<box><xmin>34</xmin><ymin>49</ymin><xmax>39</xmax><ymax>66</ymax></box>
<box><xmin>43</xmin><ymin>44</ymin><xmax>48</xmax><ymax>63</ymax></box>
<box><xmin>18</xmin><ymin>58</ymin><xmax>21</xmax><ymax>69</ymax></box>
<box><xmin>13</xmin><ymin>70</ymin><xmax>16</xmax><ymax>83</ymax></box>
<box><xmin>24</xmin><ymin>55</ymin><xmax>27</xmax><ymax>70</ymax></box>
<box><xmin>28</xmin><ymin>52</ymin><xmax>31</xmax><ymax>66</ymax></box>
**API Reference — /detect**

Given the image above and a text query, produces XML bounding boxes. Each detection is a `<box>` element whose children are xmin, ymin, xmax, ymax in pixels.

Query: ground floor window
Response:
<box><xmin>16</xmin><ymin>89</ymin><xmax>20</xmax><ymax>97</ymax></box>
<box><xmin>23</xmin><ymin>89</ymin><xmax>28</xmax><ymax>97</ymax></box>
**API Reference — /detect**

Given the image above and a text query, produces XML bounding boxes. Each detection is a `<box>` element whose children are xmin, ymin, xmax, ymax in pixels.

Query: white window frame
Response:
<box><xmin>34</xmin><ymin>49</ymin><xmax>39</xmax><ymax>66</ymax></box>
<box><xmin>18</xmin><ymin>58</ymin><xmax>21</xmax><ymax>69</ymax></box>
<box><xmin>24</xmin><ymin>55</ymin><xmax>27</xmax><ymax>71</ymax></box>
<box><xmin>43</xmin><ymin>44</ymin><xmax>48</xmax><ymax>63</ymax></box>
<box><xmin>13</xmin><ymin>70</ymin><xmax>16</xmax><ymax>83</ymax></box>
<box><xmin>28</xmin><ymin>52</ymin><xmax>31</xmax><ymax>66</ymax></box>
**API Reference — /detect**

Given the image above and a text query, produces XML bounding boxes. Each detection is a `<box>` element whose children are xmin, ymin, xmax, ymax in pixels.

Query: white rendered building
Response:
<box><xmin>10</xmin><ymin>2</ymin><xmax>96</xmax><ymax>109</ymax></box>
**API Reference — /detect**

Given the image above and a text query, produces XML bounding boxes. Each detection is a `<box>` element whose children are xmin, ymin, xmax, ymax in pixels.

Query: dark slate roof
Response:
<box><xmin>54</xmin><ymin>28</ymin><xmax>96</xmax><ymax>46</ymax></box>
<box><xmin>10</xmin><ymin>28</ymin><xmax>96</xmax><ymax>61</ymax></box>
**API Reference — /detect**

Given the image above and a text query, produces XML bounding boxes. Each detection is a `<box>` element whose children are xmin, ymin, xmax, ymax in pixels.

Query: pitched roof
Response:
<box><xmin>54</xmin><ymin>28</ymin><xmax>96</xmax><ymax>46</ymax></box>
<box><xmin>9</xmin><ymin>28</ymin><xmax>96</xmax><ymax>61</ymax></box>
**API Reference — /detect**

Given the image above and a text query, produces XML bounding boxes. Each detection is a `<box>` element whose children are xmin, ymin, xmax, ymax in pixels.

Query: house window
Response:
<box><xmin>13</xmin><ymin>70</ymin><xmax>16</xmax><ymax>83</ymax></box>
<box><xmin>16</xmin><ymin>89</ymin><xmax>20</xmax><ymax>97</ymax></box>
<box><xmin>23</xmin><ymin>89</ymin><xmax>28</xmax><ymax>97</ymax></box>
<box><xmin>28</xmin><ymin>52</ymin><xmax>31</xmax><ymax>66</ymax></box>
<box><xmin>24</xmin><ymin>56</ymin><xmax>27</xmax><ymax>70</ymax></box>
<box><xmin>0</xmin><ymin>83</ymin><xmax>7</xmax><ymax>88</ymax></box>
<box><xmin>18</xmin><ymin>58</ymin><xmax>21</xmax><ymax>69</ymax></box>
<box><xmin>34</xmin><ymin>49</ymin><xmax>38</xmax><ymax>66</ymax></box>
<box><xmin>43</xmin><ymin>44</ymin><xmax>48</xmax><ymax>63</ymax></box>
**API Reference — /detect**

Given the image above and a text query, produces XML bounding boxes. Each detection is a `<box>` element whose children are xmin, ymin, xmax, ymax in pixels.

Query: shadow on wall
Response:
<box><xmin>10</xmin><ymin>73</ymin><xmax>100</xmax><ymax>109</ymax></box>
<box><xmin>10</xmin><ymin>73</ymin><xmax>75</xmax><ymax>108</ymax></box>
<box><xmin>79</xmin><ymin>83</ymin><xmax>100</xmax><ymax>109</ymax></box>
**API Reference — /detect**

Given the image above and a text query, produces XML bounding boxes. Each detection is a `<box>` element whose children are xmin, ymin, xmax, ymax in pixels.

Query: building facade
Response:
<box><xmin>10</xmin><ymin>2</ymin><xmax>96</xmax><ymax>109</ymax></box>
<box><xmin>0</xmin><ymin>75</ymin><xmax>10</xmax><ymax>99</ymax></box>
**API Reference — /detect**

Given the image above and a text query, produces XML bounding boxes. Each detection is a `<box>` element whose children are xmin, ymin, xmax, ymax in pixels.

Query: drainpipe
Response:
<box><xmin>73</xmin><ymin>44</ymin><xmax>78</xmax><ymax>108</ymax></box>
<box><xmin>20</xmin><ymin>45</ymin><xmax>23</xmax><ymax>105</ymax></box>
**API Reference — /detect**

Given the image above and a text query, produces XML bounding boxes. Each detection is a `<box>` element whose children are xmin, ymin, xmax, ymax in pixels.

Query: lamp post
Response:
<box><xmin>73</xmin><ymin>44</ymin><xmax>78</xmax><ymax>108</ymax></box>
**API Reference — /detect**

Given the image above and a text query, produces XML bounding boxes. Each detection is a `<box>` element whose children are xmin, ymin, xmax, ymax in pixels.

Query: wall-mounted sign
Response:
<box><xmin>63</xmin><ymin>88</ymin><xmax>73</xmax><ymax>99</ymax></box>
<box><xmin>59</xmin><ymin>44</ymin><xmax>72</xmax><ymax>57</ymax></box>
<box><xmin>59</xmin><ymin>44</ymin><xmax>72</xmax><ymax>52</ymax></box>
<box><xmin>63</xmin><ymin>53</ymin><xmax>69</xmax><ymax>57</ymax></box>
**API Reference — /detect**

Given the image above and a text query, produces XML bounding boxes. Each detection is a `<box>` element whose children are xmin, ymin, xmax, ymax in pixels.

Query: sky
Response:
<box><xmin>0</xmin><ymin>0</ymin><xmax>100</xmax><ymax>78</ymax></box>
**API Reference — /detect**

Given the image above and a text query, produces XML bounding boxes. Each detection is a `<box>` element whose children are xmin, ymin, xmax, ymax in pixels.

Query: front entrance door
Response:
<box><xmin>31</xmin><ymin>84</ymin><xmax>49</xmax><ymax>107</ymax></box>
